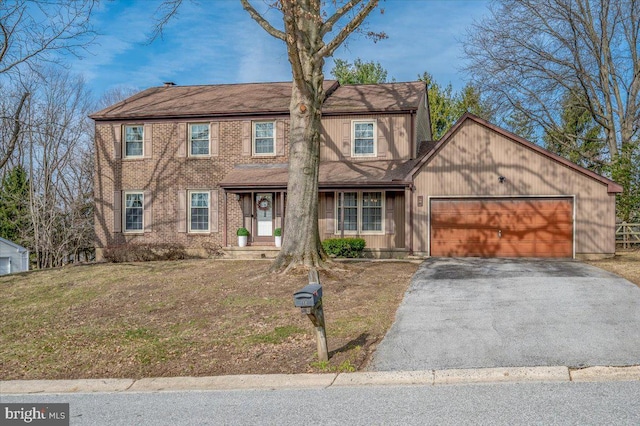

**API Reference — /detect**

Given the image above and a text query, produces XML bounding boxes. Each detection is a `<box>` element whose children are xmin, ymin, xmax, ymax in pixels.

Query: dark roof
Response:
<box><xmin>90</xmin><ymin>81</ymin><xmax>426</xmax><ymax>120</ymax></box>
<box><xmin>220</xmin><ymin>160</ymin><xmax>415</xmax><ymax>189</ymax></box>
<box><xmin>407</xmin><ymin>113</ymin><xmax>623</xmax><ymax>194</ymax></box>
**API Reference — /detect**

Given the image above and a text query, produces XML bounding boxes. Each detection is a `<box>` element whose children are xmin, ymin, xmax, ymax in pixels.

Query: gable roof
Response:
<box><xmin>89</xmin><ymin>81</ymin><xmax>426</xmax><ymax>120</ymax></box>
<box><xmin>407</xmin><ymin>113</ymin><xmax>623</xmax><ymax>194</ymax></box>
<box><xmin>0</xmin><ymin>236</ymin><xmax>28</xmax><ymax>252</ymax></box>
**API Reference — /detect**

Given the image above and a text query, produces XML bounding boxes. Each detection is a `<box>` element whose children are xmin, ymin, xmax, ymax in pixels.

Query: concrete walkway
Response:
<box><xmin>369</xmin><ymin>258</ymin><xmax>640</xmax><ymax>372</ymax></box>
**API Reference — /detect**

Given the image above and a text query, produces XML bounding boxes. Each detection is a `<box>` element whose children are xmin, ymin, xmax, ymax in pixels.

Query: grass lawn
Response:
<box><xmin>0</xmin><ymin>260</ymin><xmax>418</xmax><ymax>380</ymax></box>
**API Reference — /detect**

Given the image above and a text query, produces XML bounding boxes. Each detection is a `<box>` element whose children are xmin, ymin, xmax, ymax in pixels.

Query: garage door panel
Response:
<box><xmin>430</xmin><ymin>198</ymin><xmax>573</xmax><ymax>258</ymax></box>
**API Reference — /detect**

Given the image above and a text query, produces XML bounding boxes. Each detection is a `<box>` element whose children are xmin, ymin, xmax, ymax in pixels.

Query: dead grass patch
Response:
<box><xmin>0</xmin><ymin>260</ymin><xmax>417</xmax><ymax>380</ymax></box>
<box><xmin>586</xmin><ymin>250</ymin><xmax>640</xmax><ymax>287</ymax></box>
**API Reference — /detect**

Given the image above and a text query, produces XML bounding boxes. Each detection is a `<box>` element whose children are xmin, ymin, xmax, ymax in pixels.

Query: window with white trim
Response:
<box><xmin>352</xmin><ymin>120</ymin><xmax>376</xmax><ymax>157</ymax></box>
<box><xmin>189</xmin><ymin>123</ymin><xmax>209</xmax><ymax>156</ymax></box>
<box><xmin>124</xmin><ymin>191</ymin><xmax>144</xmax><ymax>232</ymax></box>
<box><xmin>124</xmin><ymin>125</ymin><xmax>144</xmax><ymax>157</ymax></box>
<box><xmin>336</xmin><ymin>191</ymin><xmax>384</xmax><ymax>234</ymax></box>
<box><xmin>253</xmin><ymin>121</ymin><xmax>275</xmax><ymax>155</ymax></box>
<box><xmin>189</xmin><ymin>191</ymin><xmax>209</xmax><ymax>232</ymax></box>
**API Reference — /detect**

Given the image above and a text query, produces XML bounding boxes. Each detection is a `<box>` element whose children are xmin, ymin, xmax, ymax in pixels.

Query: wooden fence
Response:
<box><xmin>616</xmin><ymin>222</ymin><xmax>640</xmax><ymax>248</ymax></box>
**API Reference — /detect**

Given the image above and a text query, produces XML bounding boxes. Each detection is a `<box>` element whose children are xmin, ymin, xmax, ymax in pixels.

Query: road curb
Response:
<box><xmin>570</xmin><ymin>366</ymin><xmax>640</xmax><ymax>382</ymax></box>
<box><xmin>2</xmin><ymin>365</ymin><xmax>639</xmax><ymax>394</ymax></box>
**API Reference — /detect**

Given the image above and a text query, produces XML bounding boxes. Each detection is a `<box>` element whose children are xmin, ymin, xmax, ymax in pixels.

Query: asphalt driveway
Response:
<box><xmin>369</xmin><ymin>258</ymin><xmax>640</xmax><ymax>371</ymax></box>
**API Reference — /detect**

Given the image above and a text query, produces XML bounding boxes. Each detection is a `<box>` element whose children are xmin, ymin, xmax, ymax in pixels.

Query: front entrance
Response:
<box><xmin>255</xmin><ymin>193</ymin><xmax>274</xmax><ymax>240</ymax></box>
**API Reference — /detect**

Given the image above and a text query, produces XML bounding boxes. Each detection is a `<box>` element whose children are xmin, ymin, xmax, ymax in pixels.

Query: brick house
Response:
<box><xmin>92</xmin><ymin>81</ymin><xmax>620</xmax><ymax>260</ymax></box>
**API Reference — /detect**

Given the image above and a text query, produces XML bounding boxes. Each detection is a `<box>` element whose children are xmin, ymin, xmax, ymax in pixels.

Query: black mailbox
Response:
<box><xmin>293</xmin><ymin>283</ymin><xmax>322</xmax><ymax>308</ymax></box>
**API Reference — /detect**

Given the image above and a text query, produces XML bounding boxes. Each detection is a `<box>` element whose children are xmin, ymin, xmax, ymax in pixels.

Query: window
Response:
<box><xmin>189</xmin><ymin>123</ymin><xmax>209</xmax><ymax>156</ymax></box>
<box><xmin>253</xmin><ymin>121</ymin><xmax>275</xmax><ymax>155</ymax></box>
<box><xmin>336</xmin><ymin>191</ymin><xmax>384</xmax><ymax>234</ymax></box>
<box><xmin>125</xmin><ymin>125</ymin><xmax>144</xmax><ymax>157</ymax></box>
<box><xmin>124</xmin><ymin>192</ymin><xmax>144</xmax><ymax>232</ymax></box>
<box><xmin>189</xmin><ymin>191</ymin><xmax>209</xmax><ymax>232</ymax></box>
<box><xmin>352</xmin><ymin>120</ymin><xmax>376</xmax><ymax>157</ymax></box>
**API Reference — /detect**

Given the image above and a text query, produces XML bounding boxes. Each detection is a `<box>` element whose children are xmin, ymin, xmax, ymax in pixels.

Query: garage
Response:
<box><xmin>430</xmin><ymin>198</ymin><xmax>573</xmax><ymax>258</ymax></box>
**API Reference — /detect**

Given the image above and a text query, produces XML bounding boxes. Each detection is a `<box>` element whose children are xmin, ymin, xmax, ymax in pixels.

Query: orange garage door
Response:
<box><xmin>430</xmin><ymin>198</ymin><xmax>573</xmax><ymax>258</ymax></box>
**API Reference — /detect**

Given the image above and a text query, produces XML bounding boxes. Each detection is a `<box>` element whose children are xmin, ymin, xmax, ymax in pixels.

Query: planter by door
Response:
<box><xmin>238</xmin><ymin>236</ymin><xmax>248</xmax><ymax>247</ymax></box>
<box><xmin>275</xmin><ymin>236</ymin><xmax>282</xmax><ymax>247</ymax></box>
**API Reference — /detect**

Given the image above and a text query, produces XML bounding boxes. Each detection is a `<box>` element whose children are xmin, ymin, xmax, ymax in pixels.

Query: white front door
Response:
<box><xmin>256</xmin><ymin>193</ymin><xmax>273</xmax><ymax>237</ymax></box>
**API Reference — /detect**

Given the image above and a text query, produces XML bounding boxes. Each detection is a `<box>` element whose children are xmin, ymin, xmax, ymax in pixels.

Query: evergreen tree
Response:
<box><xmin>0</xmin><ymin>165</ymin><xmax>31</xmax><ymax>246</ymax></box>
<box><xmin>331</xmin><ymin>58</ymin><xmax>388</xmax><ymax>85</ymax></box>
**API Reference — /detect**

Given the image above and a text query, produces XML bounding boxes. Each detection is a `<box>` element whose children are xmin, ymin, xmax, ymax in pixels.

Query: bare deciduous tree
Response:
<box><xmin>24</xmin><ymin>70</ymin><xmax>94</xmax><ymax>268</ymax></box>
<box><xmin>463</xmin><ymin>0</ymin><xmax>639</xmax><ymax>219</ymax></box>
<box><xmin>0</xmin><ymin>0</ymin><xmax>96</xmax><ymax>171</ymax></box>
<box><xmin>242</xmin><ymin>0</ymin><xmax>383</xmax><ymax>271</ymax></box>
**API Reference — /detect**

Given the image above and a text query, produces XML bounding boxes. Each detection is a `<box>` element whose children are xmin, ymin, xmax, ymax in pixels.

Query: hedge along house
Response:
<box><xmin>91</xmin><ymin>81</ymin><xmax>620</xmax><ymax>260</ymax></box>
<box><xmin>91</xmin><ymin>81</ymin><xmax>431</xmax><ymax>260</ymax></box>
<box><xmin>408</xmin><ymin>113</ymin><xmax>622</xmax><ymax>259</ymax></box>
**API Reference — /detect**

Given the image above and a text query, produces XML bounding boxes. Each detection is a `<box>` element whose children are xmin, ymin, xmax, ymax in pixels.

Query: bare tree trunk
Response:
<box><xmin>0</xmin><ymin>92</ymin><xmax>29</xmax><ymax>170</ymax></box>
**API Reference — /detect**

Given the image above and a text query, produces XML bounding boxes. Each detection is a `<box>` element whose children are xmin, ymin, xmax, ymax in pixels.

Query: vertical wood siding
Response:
<box><xmin>318</xmin><ymin>192</ymin><xmax>405</xmax><ymax>249</ymax></box>
<box><xmin>412</xmin><ymin>120</ymin><xmax>616</xmax><ymax>255</ymax></box>
<box><xmin>320</xmin><ymin>114</ymin><xmax>413</xmax><ymax>161</ymax></box>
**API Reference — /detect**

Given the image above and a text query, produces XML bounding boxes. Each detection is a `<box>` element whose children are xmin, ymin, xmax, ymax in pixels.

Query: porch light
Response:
<box><xmin>235</xmin><ymin>194</ymin><xmax>241</xmax><ymax>201</ymax></box>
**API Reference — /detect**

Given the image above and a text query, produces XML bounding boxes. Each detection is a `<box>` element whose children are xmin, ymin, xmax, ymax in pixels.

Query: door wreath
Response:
<box><xmin>257</xmin><ymin>196</ymin><xmax>271</xmax><ymax>211</ymax></box>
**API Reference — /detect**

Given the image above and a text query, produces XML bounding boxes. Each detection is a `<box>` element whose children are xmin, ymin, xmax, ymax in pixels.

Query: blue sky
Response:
<box><xmin>71</xmin><ymin>0</ymin><xmax>490</xmax><ymax>99</ymax></box>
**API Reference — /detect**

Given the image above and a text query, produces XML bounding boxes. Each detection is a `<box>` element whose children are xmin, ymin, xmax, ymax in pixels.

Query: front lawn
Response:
<box><xmin>0</xmin><ymin>260</ymin><xmax>417</xmax><ymax>380</ymax></box>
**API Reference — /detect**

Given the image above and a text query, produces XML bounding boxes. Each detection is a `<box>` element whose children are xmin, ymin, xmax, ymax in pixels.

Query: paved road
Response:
<box><xmin>370</xmin><ymin>258</ymin><xmax>640</xmax><ymax>371</ymax></box>
<box><xmin>2</xmin><ymin>381</ymin><xmax>639</xmax><ymax>425</ymax></box>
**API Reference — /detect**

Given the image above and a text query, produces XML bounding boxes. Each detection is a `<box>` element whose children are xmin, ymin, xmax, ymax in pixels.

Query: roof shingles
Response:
<box><xmin>90</xmin><ymin>81</ymin><xmax>425</xmax><ymax>120</ymax></box>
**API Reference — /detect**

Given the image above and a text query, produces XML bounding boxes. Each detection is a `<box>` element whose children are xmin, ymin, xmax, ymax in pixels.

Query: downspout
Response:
<box><xmin>410</xmin><ymin>184</ymin><xmax>414</xmax><ymax>254</ymax></box>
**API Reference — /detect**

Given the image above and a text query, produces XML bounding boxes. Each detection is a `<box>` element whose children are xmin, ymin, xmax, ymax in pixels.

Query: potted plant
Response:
<box><xmin>237</xmin><ymin>227</ymin><xmax>249</xmax><ymax>247</ymax></box>
<box><xmin>274</xmin><ymin>228</ymin><xmax>282</xmax><ymax>248</ymax></box>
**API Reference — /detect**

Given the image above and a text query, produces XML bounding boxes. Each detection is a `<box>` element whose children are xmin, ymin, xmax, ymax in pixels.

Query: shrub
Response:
<box><xmin>322</xmin><ymin>238</ymin><xmax>366</xmax><ymax>258</ymax></box>
<box><xmin>274</xmin><ymin>228</ymin><xmax>282</xmax><ymax>237</ymax></box>
<box><xmin>103</xmin><ymin>243</ymin><xmax>187</xmax><ymax>263</ymax></box>
<box><xmin>236</xmin><ymin>227</ymin><xmax>250</xmax><ymax>237</ymax></box>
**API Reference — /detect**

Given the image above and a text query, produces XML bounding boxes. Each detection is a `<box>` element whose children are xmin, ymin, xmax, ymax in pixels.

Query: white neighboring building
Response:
<box><xmin>0</xmin><ymin>237</ymin><xmax>29</xmax><ymax>275</ymax></box>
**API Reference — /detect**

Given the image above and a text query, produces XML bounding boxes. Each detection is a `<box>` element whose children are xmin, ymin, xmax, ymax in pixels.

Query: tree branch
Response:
<box><xmin>240</xmin><ymin>0</ymin><xmax>286</xmax><ymax>41</ymax></box>
<box><xmin>320</xmin><ymin>0</ymin><xmax>358</xmax><ymax>37</ymax></box>
<box><xmin>316</xmin><ymin>0</ymin><xmax>378</xmax><ymax>60</ymax></box>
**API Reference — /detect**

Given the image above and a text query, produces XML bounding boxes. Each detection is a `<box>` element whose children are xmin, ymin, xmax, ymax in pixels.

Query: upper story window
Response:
<box><xmin>189</xmin><ymin>191</ymin><xmax>209</xmax><ymax>232</ymax></box>
<box><xmin>253</xmin><ymin>121</ymin><xmax>275</xmax><ymax>156</ymax></box>
<box><xmin>352</xmin><ymin>120</ymin><xmax>376</xmax><ymax>157</ymax></box>
<box><xmin>189</xmin><ymin>124</ymin><xmax>210</xmax><ymax>156</ymax></box>
<box><xmin>336</xmin><ymin>191</ymin><xmax>384</xmax><ymax>234</ymax></box>
<box><xmin>124</xmin><ymin>125</ymin><xmax>144</xmax><ymax>157</ymax></box>
<box><xmin>124</xmin><ymin>191</ymin><xmax>144</xmax><ymax>232</ymax></box>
